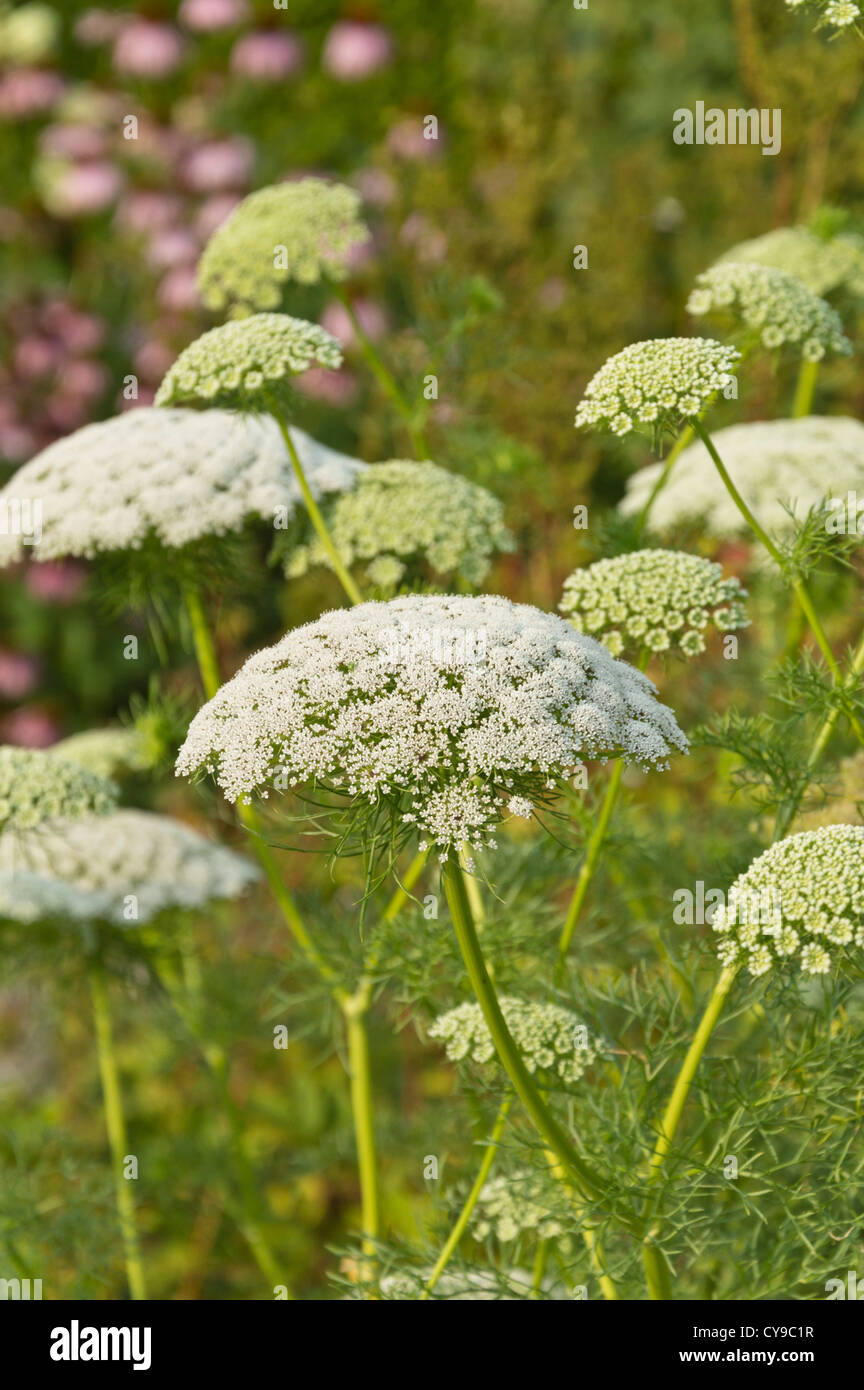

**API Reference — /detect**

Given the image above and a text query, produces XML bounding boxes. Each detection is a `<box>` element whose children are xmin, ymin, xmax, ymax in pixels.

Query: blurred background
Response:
<box><xmin>1</xmin><ymin>0</ymin><xmax>863</xmax><ymax>1298</ymax></box>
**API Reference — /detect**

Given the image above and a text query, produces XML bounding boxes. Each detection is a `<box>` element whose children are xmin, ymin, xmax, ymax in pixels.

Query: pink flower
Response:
<box><xmin>113</xmin><ymin>21</ymin><xmax>185</xmax><ymax>79</ymax></box>
<box><xmin>321</xmin><ymin>298</ymin><xmax>388</xmax><ymax>349</ymax></box>
<box><xmin>43</xmin><ymin>304</ymin><xmax>105</xmax><ymax>354</ymax></box>
<box><xmin>25</xmin><ymin>560</ymin><xmax>86</xmax><ymax>604</ymax></box>
<box><xmin>399</xmin><ymin>213</ymin><xmax>447</xmax><ymax>264</ymax></box>
<box><xmin>133</xmin><ymin>341</ymin><xmax>176</xmax><ymax>380</ymax></box>
<box><xmin>0</xmin><ymin>70</ymin><xmax>64</xmax><ymax>119</ymax></box>
<box><xmin>75</xmin><ymin>9</ymin><xmax>126</xmax><ymax>46</ymax></box>
<box><xmin>115</xmin><ymin>190</ymin><xmax>183</xmax><ymax>234</ymax></box>
<box><xmin>157</xmin><ymin>266</ymin><xmax>200</xmax><ymax>312</ymax></box>
<box><xmin>179</xmin><ymin>0</ymin><xmax>249</xmax><ymax>32</ymax></box>
<box><xmin>295</xmin><ymin>366</ymin><xmax>358</xmax><ymax>406</ymax></box>
<box><xmin>147</xmin><ymin>227</ymin><xmax>199</xmax><ymax>269</ymax></box>
<box><xmin>353</xmin><ymin>168</ymin><xmax>396</xmax><ymax>208</ymax></box>
<box><xmin>387</xmin><ymin>119</ymin><xmax>442</xmax><ymax>160</ymax></box>
<box><xmin>41</xmin><ymin>124</ymin><xmax>108</xmax><ymax>161</ymax></box>
<box><xmin>0</xmin><ymin>652</ymin><xmax>39</xmax><ymax>701</ymax></box>
<box><xmin>231</xmin><ymin>31</ymin><xmax>303</xmax><ymax>80</ymax></box>
<box><xmin>195</xmin><ymin>192</ymin><xmax>241</xmax><ymax>240</ymax></box>
<box><xmin>322</xmin><ymin>22</ymin><xmax>393</xmax><ymax>81</ymax></box>
<box><xmin>45</xmin><ymin>161</ymin><xmax>123</xmax><ymax>217</ymax></box>
<box><xmin>182</xmin><ymin>137</ymin><xmax>254</xmax><ymax>192</ymax></box>
<box><xmin>0</xmin><ymin>422</ymin><xmax>36</xmax><ymax>461</ymax></box>
<box><xmin>1</xmin><ymin>707</ymin><xmax>60</xmax><ymax>749</ymax></box>
<box><xmin>14</xmin><ymin>337</ymin><xmax>62</xmax><ymax>379</ymax></box>
<box><xmin>60</xmin><ymin>359</ymin><xmax>109</xmax><ymax>400</ymax></box>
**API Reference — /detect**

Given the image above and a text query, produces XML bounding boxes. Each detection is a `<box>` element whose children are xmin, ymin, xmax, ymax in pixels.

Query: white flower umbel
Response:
<box><xmin>620</xmin><ymin>416</ymin><xmax>864</xmax><ymax>542</ymax></box>
<box><xmin>0</xmin><ymin>809</ymin><xmax>258</xmax><ymax>925</ymax></box>
<box><xmin>284</xmin><ymin>459</ymin><xmax>515</xmax><ymax>592</ymax></box>
<box><xmin>0</xmin><ymin>407</ymin><xmax>363</xmax><ymax>564</ymax></box>
<box><xmin>198</xmin><ymin>179</ymin><xmax>371</xmax><ymax>317</ymax></box>
<box><xmin>428</xmin><ymin>997</ymin><xmax>603</xmax><ymax>1085</ymax></box>
<box><xmin>472</xmin><ymin>1169</ymin><xmax>566</xmax><ymax>1243</ymax></box>
<box><xmin>560</xmin><ymin>549</ymin><xmax>748</xmax><ymax>659</ymax></box>
<box><xmin>0</xmin><ymin>746</ymin><xmax>116</xmax><ymax>831</ymax></box>
<box><xmin>787</xmin><ymin>0</ymin><xmax>861</xmax><ymax>29</ymax></box>
<box><xmin>718</xmin><ymin>226</ymin><xmax>864</xmax><ymax>299</ymax></box>
<box><xmin>687</xmin><ymin>262</ymin><xmax>852</xmax><ymax>362</ymax></box>
<box><xmin>154</xmin><ymin>314</ymin><xmax>343</xmax><ymax>416</ymax></box>
<box><xmin>712</xmin><ymin>826</ymin><xmax>864</xmax><ymax>978</ymax></box>
<box><xmin>175</xmin><ymin>594</ymin><xmax>688</xmax><ymax>855</ymax></box>
<box><xmin>575</xmin><ymin>338</ymin><xmax>739</xmax><ymax>440</ymax></box>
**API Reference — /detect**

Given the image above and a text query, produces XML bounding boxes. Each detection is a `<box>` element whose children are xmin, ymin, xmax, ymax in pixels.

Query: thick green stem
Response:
<box><xmin>333</xmin><ymin>286</ymin><xmax>429</xmax><ymax>460</ymax></box>
<box><xmin>792</xmin><ymin>358</ymin><xmax>819</xmax><ymax>418</ymax></box>
<box><xmin>442</xmin><ymin>859</ymin><xmax>638</xmax><ymax>1234</ymax></box>
<box><xmin>634</xmin><ymin>424</ymin><xmax>694</xmax><ymax>533</ymax></box>
<box><xmin>184</xmin><ymin>581</ymin><xmax>221</xmax><ymax>700</ymax></box>
<box><xmin>640</xmin><ymin>964</ymin><xmax>738</xmax><ymax>1299</ymax></box>
<box><xmin>274</xmin><ymin>413</ymin><xmax>363</xmax><ymax>605</ymax></box>
<box><xmin>557</xmin><ymin>760</ymin><xmax>624</xmax><ymax>974</ymax></box>
<box><xmin>422</xmin><ymin>1095</ymin><xmax>512</xmax><ymax>1298</ymax></box>
<box><xmin>692</xmin><ymin>420</ymin><xmax>864</xmax><ymax>743</ymax></box>
<box><xmin>343</xmin><ymin>996</ymin><xmax>380</xmax><ymax>1262</ymax></box>
<box><xmin>87</xmin><ymin>957</ymin><xmax>147</xmax><ymax>1301</ymax></box>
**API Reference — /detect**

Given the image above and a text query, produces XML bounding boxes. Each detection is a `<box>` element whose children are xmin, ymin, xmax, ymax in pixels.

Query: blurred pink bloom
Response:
<box><xmin>0</xmin><ymin>652</ymin><xmax>39</xmax><ymax>702</ymax></box>
<box><xmin>0</xmin><ymin>421</ymin><xmax>36</xmax><ymax>461</ymax></box>
<box><xmin>158</xmin><ymin>266</ymin><xmax>200</xmax><ymax>312</ymax></box>
<box><xmin>322</xmin><ymin>22</ymin><xmax>393</xmax><ymax>81</ymax></box>
<box><xmin>0</xmin><ymin>70</ymin><xmax>64</xmax><ymax>119</ymax></box>
<box><xmin>388</xmin><ymin>119</ymin><xmax>442</xmax><ymax>160</ymax></box>
<box><xmin>15</xmin><ymin>337</ymin><xmax>62</xmax><ymax>379</ymax></box>
<box><xmin>353</xmin><ymin>168</ymin><xmax>396</xmax><ymax>207</ymax></box>
<box><xmin>538</xmin><ymin>277</ymin><xmax>567</xmax><ymax>311</ymax></box>
<box><xmin>133</xmin><ymin>341</ymin><xmax>176</xmax><ymax>380</ymax></box>
<box><xmin>116</xmin><ymin>190</ymin><xmax>183</xmax><ymax>234</ymax></box>
<box><xmin>231</xmin><ymin>31</ymin><xmax>303</xmax><ymax>80</ymax></box>
<box><xmin>321</xmin><ymin>298</ymin><xmax>388</xmax><ymax>349</ymax></box>
<box><xmin>41</xmin><ymin>124</ymin><xmax>108</xmax><ymax>161</ymax></box>
<box><xmin>48</xmin><ymin>161</ymin><xmax>123</xmax><ymax>217</ymax></box>
<box><xmin>195</xmin><ymin>192</ymin><xmax>241</xmax><ymax>240</ymax></box>
<box><xmin>60</xmin><ymin>359</ymin><xmax>109</xmax><ymax>400</ymax></box>
<box><xmin>147</xmin><ymin>226</ymin><xmax>199</xmax><ymax>269</ymax></box>
<box><xmin>295</xmin><ymin>367</ymin><xmax>358</xmax><ymax>406</ymax></box>
<box><xmin>399</xmin><ymin>212</ymin><xmax>448</xmax><ymax>264</ymax></box>
<box><xmin>26</xmin><ymin>560</ymin><xmax>87</xmax><ymax>604</ymax></box>
<box><xmin>43</xmin><ymin>303</ymin><xmax>105</xmax><ymax>354</ymax></box>
<box><xmin>45</xmin><ymin>395</ymin><xmax>89</xmax><ymax>432</ymax></box>
<box><xmin>180</xmin><ymin>0</ymin><xmax>249</xmax><ymax>31</ymax></box>
<box><xmin>75</xmin><ymin>9</ymin><xmax>126</xmax><ymax>46</ymax></box>
<box><xmin>113</xmin><ymin>21</ymin><xmax>185</xmax><ymax>79</ymax></box>
<box><xmin>1</xmin><ymin>707</ymin><xmax>59</xmax><ymax>748</ymax></box>
<box><xmin>183</xmin><ymin>137</ymin><xmax>254</xmax><ymax>192</ymax></box>
<box><xmin>122</xmin><ymin>385</ymin><xmax>155</xmax><ymax>408</ymax></box>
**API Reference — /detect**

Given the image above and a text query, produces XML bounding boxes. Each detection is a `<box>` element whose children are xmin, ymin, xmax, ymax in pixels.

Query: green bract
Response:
<box><xmin>575</xmin><ymin>338</ymin><xmax>740</xmax><ymax>441</ymax></box>
<box><xmin>0</xmin><ymin>746</ymin><xmax>117</xmax><ymax>830</ymax></box>
<box><xmin>687</xmin><ymin>262</ymin><xmax>852</xmax><ymax>362</ymax></box>
<box><xmin>197</xmin><ymin>179</ymin><xmax>371</xmax><ymax>317</ymax></box>
<box><xmin>559</xmin><ymin>549</ymin><xmax>749</xmax><ymax>659</ymax></box>
<box><xmin>712</xmin><ymin>826</ymin><xmax>864</xmax><ymax>977</ymax></box>
<box><xmin>154</xmin><ymin>314</ymin><xmax>343</xmax><ymax>416</ymax></box>
<box><xmin>283</xmin><ymin>459</ymin><xmax>515</xmax><ymax>592</ymax></box>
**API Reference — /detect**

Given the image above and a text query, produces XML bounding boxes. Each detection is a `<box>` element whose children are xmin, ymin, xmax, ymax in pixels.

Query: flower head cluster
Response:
<box><xmin>559</xmin><ymin>550</ymin><xmax>748</xmax><ymax>659</ymax></box>
<box><xmin>429</xmin><ymin>996</ymin><xmax>604</xmax><ymax>1084</ymax></box>
<box><xmin>197</xmin><ymin>179</ymin><xmax>371</xmax><ymax>317</ymax></box>
<box><xmin>0</xmin><ymin>408</ymin><xmax>363</xmax><ymax>563</ymax></box>
<box><xmin>0</xmin><ymin>810</ymin><xmax>258</xmax><ymax>925</ymax></box>
<box><xmin>284</xmin><ymin>460</ymin><xmax>515</xmax><ymax>592</ymax></box>
<box><xmin>175</xmin><ymin>594</ymin><xmax>688</xmax><ymax>854</ymax></box>
<box><xmin>718</xmin><ymin>226</ymin><xmax>864</xmax><ymax>299</ymax></box>
<box><xmin>575</xmin><ymin>338</ymin><xmax>739</xmax><ymax>441</ymax></box>
<box><xmin>687</xmin><ymin>263</ymin><xmax>851</xmax><ymax>362</ymax></box>
<box><xmin>620</xmin><ymin>416</ymin><xmax>864</xmax><ymax>541</ymax></box>
<box><xmin>472</xmin><ymin>1169</ymin><xmax>567</xmax><ymax>1243</ymax></box>
<box><xmin>712</xmin><ymin>826</ymin><xmax>864</xmax><ymax>977</ymax></box>
<box><xmin>785</xmin><ymin>0</ymin><xmax>861</xmax><ymax>30</ymax></box>
<box><xmin>0</xmin><ymin>747</ymin><xmax>116</xmax><ymax>831</ymax></box>
<box><xmin>48</xmin><ymin>727</ymin><xmax>151</xmax><ymax>778</ymax></box>
<box><xmin>155</xmin><ymin>314</ymin><xmax>343</xmax><ymax>416</ymax></box>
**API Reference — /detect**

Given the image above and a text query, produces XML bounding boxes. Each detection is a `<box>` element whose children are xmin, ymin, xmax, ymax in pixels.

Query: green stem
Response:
<box><xmin>542</xmin><ymin>1144</ymin><xmax>619</xmax><ymax>1299</ymax></box>
<box><xmin>382</xmin><ymin>848</ymin><xmax>429</xmax><ymax>924</ymax></box>
<box><xmin>634</xmin><ymin>424</ymin><xmax>694</xmax><ymax>534</ymax></box>
<box><xmin>421</xmin><ymin>1094</ymin><xmax>513</xmax><ymax>1298</ymax></box>
<box><xmin>343</xmin><ymin>996</ymin><xmax>380</xmax><ymax>1263</ymax></box>
<box><xmin>273</xmin><ymin>413</ymin><xmax>363</xmax><ymax>605</ymax></box>
<box><xmin>184</xmin><ymin>581</ymin><xmax>221</xmax><ymax>699</ymax></box>
<box><xmin>442</xmin><ymin>858</ymin><xmax>638</xmax><ymax>1234</ymax></box>
<box><xmin>640</xmin><ymin>964</ymin><xmax>738</xmax><ymax>1299</ymax></box>
<box><xmin>792</xmin><ymin>358</ymin><xmax>819</xmax><ymax>418</ymax></box>
<box><xmin>557</xmin><ymin>760</ymin><xmax>624</xmax><ymax>974</ymax></box>
<box><xmin>692</xmin><ymin>419</ymin><xmax>864</xmax><ymax>743</ymax></box>
<box><xmin>530</xmin><ymin>1238</ymin><xmax>549</xmax><ymax>1298</ymax></box>
<box><xmin>333</xmin><ymin>286</ymin><xmax>429</xmax><ymax>460</ymax></box>
<box><xmin>87</xmin><ymin>957</ymin><xmax>147</xmax><ymax>1301</ymax></box>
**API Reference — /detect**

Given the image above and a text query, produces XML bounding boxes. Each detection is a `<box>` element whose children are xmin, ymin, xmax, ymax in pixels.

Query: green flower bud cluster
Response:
<box><xmin>687</xmin><ymin>262</ymin><xmax>852</xmax><ymax>362</ymax></box>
